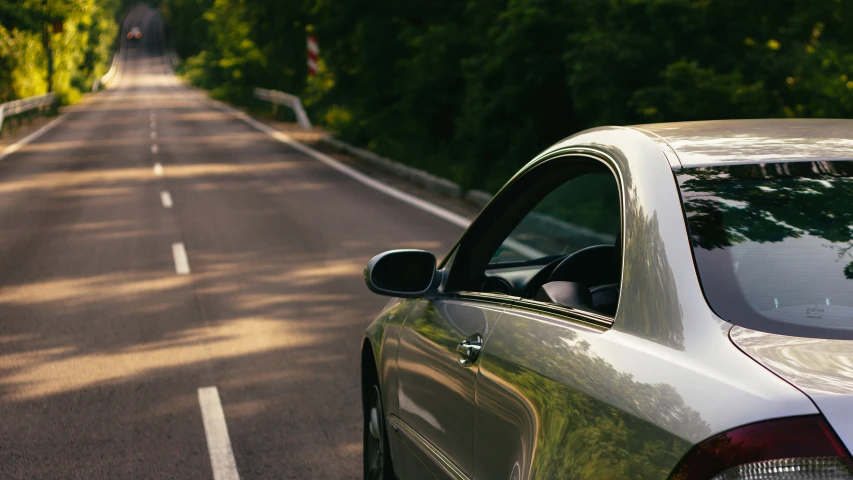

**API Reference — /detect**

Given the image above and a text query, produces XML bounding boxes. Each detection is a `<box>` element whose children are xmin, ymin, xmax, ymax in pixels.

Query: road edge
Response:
<box><xmin>0</xmin><ymin>115</ymin><xmax>67</xmax><ymax>163</ymax></box>
<box><xmin>0</xmin><ymin>86</ymin><xmax>118</xmax><ymax>163</ymax></box>
<box><xmin>201</xmin><ymin>96</ymin><xmax>475</xmax><ymax>230</ymax></box>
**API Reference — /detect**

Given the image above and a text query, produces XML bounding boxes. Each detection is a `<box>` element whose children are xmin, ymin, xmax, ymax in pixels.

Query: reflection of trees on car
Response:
<box><xmin>481</xmin><ymin>316</ymin><xmax>709</xmax><ymax>479</ymax></box>
<box><xmin>678</xmin><ymin>161</ymin><xmax>853</xmax><ymax>276</ymax></box>
<box><xmin>620</xmin><ymin>186</ymin><xmax>685</xmax><ymax>349</ymax></box>
<box><xmin>385</xmin><ymin>292</ymin><xmax>707</xmax><ymax>478</ymax></box>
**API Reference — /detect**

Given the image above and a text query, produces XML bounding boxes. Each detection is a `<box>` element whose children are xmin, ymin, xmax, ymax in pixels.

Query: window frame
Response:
<box><xmin>438</xmin><ymin>149</ymin><xmax>626</xmax><ymax>329</ymax></box>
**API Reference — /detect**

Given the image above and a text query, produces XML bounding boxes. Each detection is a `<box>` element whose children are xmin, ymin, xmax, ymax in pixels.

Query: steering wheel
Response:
<box><xmin>549</xmin><ymin>245</ymin><xmax>618</xmax><ymax>285</ymax></box>
<box><xmin>521</xmin><ymin>255</ymin><xmax>569</xmax><ymax>298</ymax></box>
<box><xmin>523</xmin><ymin>245</ymin><xmax>618</xmax><ymax>298</ymax></box>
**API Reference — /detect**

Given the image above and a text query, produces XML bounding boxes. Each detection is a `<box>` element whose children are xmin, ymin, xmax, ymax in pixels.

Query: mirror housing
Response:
<box><xmin>364</xmin><ymin>249</ymin><xmax>438</xmax><ymax>298</ymax></box>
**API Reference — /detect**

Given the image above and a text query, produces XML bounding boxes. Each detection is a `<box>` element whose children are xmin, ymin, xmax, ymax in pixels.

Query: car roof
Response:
<box><xmin>629</xmin><ymin>119</ymin><xmax>853</xmax><ymax>169</ymax></box>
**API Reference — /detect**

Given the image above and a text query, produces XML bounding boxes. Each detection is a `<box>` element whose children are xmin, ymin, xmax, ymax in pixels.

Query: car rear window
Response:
<box><xmin>677</xmin><ymin>160</ymin><xmax>853</xmax><ymax>338</ymax></box>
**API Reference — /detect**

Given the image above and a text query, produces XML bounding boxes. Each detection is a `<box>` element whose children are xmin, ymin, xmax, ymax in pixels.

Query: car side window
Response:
<box><xmin>490</xmin><ymin>173</ymin><xmax>620</xmax><ymax>264</ymax></box>
<box><xmin>475</xmin><ymin>162</ymin><xmax>623</xmax><ymax>317</ymax></box>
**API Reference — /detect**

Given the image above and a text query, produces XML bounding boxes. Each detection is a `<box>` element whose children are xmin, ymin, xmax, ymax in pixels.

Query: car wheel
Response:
<box><xmin>364</xmin><ymin>383</ymin><xmax>394</xmax><ymax>480</ymax></box>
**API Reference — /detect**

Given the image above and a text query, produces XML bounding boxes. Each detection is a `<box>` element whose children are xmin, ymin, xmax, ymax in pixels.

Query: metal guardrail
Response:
<box><xmin>93</xmin><ymin>53</ymin><xmax>120</xmax><ymax>92</ymax></box>
<box><xmin>253</xmin><ymin>88</ymin><xmax>312</xmax><ymax>129</ymax></box>
<box><xmin>94</xmin><ymin>7</ymin><xmax>140</xmax><ymax>93</ymax></box>
<box><xmin>0</xmin><ymin>93</ymin><xmax>56</xmax><ymax>136</ymax></box>
<box><xmin>168</xmin><ymin>49</ymin><xmax>179</xmax><ymax>71</ymax></box>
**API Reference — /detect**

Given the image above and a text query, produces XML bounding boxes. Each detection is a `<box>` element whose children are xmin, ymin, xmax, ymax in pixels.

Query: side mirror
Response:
<box><xmin>364</xmin><ymin>249</ymin><xmax>438</xmax><ymax>298</ymax></box>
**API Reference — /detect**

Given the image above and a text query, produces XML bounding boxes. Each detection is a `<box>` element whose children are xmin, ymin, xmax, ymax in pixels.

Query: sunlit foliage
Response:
<box><xmin>0</xmin><ymin>0</ymin><xmax>120</xmax><ymax>104</ymax></box>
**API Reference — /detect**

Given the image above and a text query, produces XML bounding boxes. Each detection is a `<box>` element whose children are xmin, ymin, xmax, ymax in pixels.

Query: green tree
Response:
<box><xmin>160</xmin><ymin>0</ymin><xmax>853</xmax><ymax>192</ymax></box>
<box><xmin>0</xmin><ymin>0</ymin><xmax>120</xmax><ymax>104</ymax></box>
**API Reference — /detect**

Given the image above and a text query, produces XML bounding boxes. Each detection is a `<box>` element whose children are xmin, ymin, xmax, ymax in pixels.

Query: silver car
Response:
<box><xmin>361</xmin><ymin>119</ymin><xmax>853</xmax><ymax>480</ymax></box>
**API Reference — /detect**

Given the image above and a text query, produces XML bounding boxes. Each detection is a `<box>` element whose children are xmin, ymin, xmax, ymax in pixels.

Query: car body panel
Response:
<box><xmin>363</xmin><ymin>298</ymin><xmax>406</xmax><ymax>473</ymax></box>
<box><xmin>468</xmin><ymin>131</ymin><xmax>817</xmax><ymax>479</ymax></box>
<box><xmin>731</xmin><ymin>326</ymin><xmax>853</xmax><ymax>454</ymax></box>
<box><xmin>475</xmin><ymin>309</ymin><xmax>819</xmax><ymax>480</ymax></box>
<box><xmin>631</xmin><ymin>119</ymin><xmax>853</xmax><ymax>168</ymax></box>
<box><xmin>394</xmin><ymin>298</ymin><xmax>504</xmax><ymax>479</ymax></box>
<box><xmin>363</xmin><ymin>121</ymin><xmax>828</xmax><ymax>479</ymax></box>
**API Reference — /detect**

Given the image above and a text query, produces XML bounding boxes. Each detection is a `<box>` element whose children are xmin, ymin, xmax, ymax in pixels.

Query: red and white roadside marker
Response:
<box><xmin>307</xmin><ymin>35</ymin><xmax>319</xmax><ymax>76</ymax></box>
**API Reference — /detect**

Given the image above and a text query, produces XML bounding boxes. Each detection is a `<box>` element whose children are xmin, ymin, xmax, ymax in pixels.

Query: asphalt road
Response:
<box><xmin>0</xmin><ymin>6</ymin><xmax>462</xmax><ymax>479</ymax></box>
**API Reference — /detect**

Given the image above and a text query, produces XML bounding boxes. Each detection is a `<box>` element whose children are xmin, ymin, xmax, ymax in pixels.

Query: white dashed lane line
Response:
<box><xmin>151</xmin><ymin>144</ymin><xmax>159</xmax><ymax>154</ymax></box>
<box><xmin>171</xmin><ymin>242</ymin><xmax>190</xmax><ymax>275</ymax></box>
<box><xmin>160</xmin><ymin>191</ymin><xmax>173</xmax><ymax>208</ymax></box>
<box><xmin>153</xmin><ymin>162</ymin><xmax>163</xmax><ymax>176</ymax></box>
<box><xmin>198</xmin><ymin>387</ymin><xmax>241</xmax><ymax>480</ymax></box>
<box><xmin>150</xmin><ymin>131</ymin><xmax>158</xmax><ymax>139</ymax></box>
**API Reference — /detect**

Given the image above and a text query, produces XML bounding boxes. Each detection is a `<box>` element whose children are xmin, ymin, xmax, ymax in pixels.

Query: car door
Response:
<box><xmin>464</xmin><ymin>153</ymin><xmax>696</xmax><ymax>479</ymax></box>
<box><xmin>391</xmin><ymin>153</ymin><xmax>628</xmax><ymax>479</ymax></box>
<box><xmin>393</xmin><ymin>296</ymin><xmax>506</xmax><ymax>479</ymax></box>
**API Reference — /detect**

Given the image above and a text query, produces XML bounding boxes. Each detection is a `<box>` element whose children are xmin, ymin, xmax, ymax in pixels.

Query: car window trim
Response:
<box><xmin>451</xmin><ymin>291</ymin><xmax>522</xmax><ymax>307</ymax></box>
<box><xmin>442</xmin><ymin>149</ymin><xmax>625</xmax><ymax>292</ymax></box>
<box><xmin>440</xmin><ymin>147</ymin><xmax>626</xmax><ymax>328</ymax></box>
<box><xmin>512</xmin><ymin>298</ymin><xmax>614</xmax><ymax>329</ymax></box>
<box><xmin>448</xmin><ymin>292</ymin><xmax>613</xmax><ymax>330</ymax></box>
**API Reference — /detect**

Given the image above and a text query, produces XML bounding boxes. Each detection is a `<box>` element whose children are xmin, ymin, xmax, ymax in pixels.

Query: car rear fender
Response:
<box><xmin>731</xmin><ymin>326</ymin><xmax>853</xmax><ymax>455</ymax></box>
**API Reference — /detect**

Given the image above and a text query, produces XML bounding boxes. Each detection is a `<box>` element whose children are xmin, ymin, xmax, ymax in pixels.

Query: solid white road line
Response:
<box><xmin>171</xmin><ymin>242</ymin><xmax>190</xmax><ymax>274</ymax></box>
<box><xmin>198</xmin><ymin>387</ymin><xmax>240</xmax><ymax>480</ymax></box>
<box><xmin>160</xmin><ymin>191</ymin><xmax>173</xmax><ymax>208</ymax></box>
<box><xmin>151</xmin><ymin>144</ymin><xmax>159</xmax><ymax>154</ymax></box>
<box><xmin>205</xmin><ymin>100</ymin><xmax>473</xmax><ymax>229</ymax></box>
<box><xmin>153</xmin><ymin>162</ymin><xmax>163</xmax><ymax>175</ymax></box>
<box><xmin>0</xmin><ymin>115</ymin><xmax>67</xmax><ymax>163</ymax></box>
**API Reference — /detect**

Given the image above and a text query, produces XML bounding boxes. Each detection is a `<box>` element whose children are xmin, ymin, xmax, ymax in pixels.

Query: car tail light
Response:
<box><xmin>669</xmin><ymin>415</ymin><xmax>853</xmax><ymax>479</ymax></box>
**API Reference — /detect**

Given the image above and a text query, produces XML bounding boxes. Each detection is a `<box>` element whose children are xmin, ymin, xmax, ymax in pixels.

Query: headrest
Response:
<box><xmin>535</xmin><ymin>281</ymin><xmax>593</xmax><ymax>310</ymax></box>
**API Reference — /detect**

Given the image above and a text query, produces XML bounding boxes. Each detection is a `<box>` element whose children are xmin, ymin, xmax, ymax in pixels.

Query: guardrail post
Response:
<box><xmin>292</xmin><ymin>99</ymin><xmax>311</xmax><ymax>130</ymax></box>
<box><xmin>252</xmin><ymin>88</ymin><xmax>312</xmax><ymax>130</ymax></box>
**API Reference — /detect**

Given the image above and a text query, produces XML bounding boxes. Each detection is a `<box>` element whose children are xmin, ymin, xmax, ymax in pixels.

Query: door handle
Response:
<box><xmin>456</xmin><ymin>334</ymin><xmax>483</xmax><ymax>367</ymax></box>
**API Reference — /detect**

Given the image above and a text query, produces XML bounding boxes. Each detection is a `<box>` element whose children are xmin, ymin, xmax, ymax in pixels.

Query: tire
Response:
<box><xmin>364</xmin><ymin>382</ymin><xmax>394</xmax><ymax>480</ymax></box>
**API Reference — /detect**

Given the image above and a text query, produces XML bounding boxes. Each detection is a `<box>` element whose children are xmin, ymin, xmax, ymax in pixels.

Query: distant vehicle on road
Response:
<box><xmin>127</xmin><ymin>27</ymin><xmax>142</xmax><ymax>41</ymax></box>
<box><xmin>360</xmin><ymin>119</ymin><xmax>853</xmax><ymax>479</ymax></box>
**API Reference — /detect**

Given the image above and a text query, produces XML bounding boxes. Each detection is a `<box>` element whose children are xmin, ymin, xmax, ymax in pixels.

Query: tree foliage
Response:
<box><xmin>0</xmin><ymin>0</ymin><xmax>121</xmax><ymax>104</ymax></box>
<box><xmin>162</xmin><ymin>0</ymin><xmax>853</xmax><ymax>190</ymax></box>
